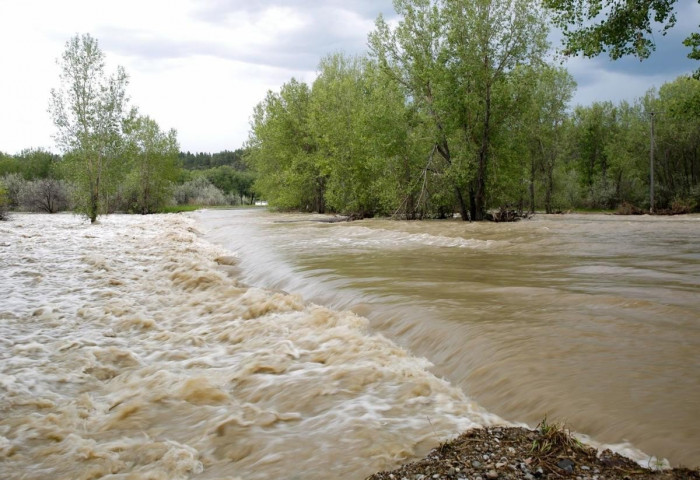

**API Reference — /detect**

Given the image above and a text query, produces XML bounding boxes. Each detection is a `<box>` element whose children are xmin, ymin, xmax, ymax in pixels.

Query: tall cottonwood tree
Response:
<box><xmin>519</xmin><ymin>66</ymin><xmax>576</xmax><ymax>213</ymax></box>
<box><xmin>370</xmin><ymin>1</ymin><xmax>472</xmax><ymax>219</ymax></box>
<box><xmin>444</xmin><ymin>0</ymin><xmax>549</xmax><ymax>219</ymax></box>
<box><xmin>49</xmin><ymin>33</ymin><xmax>129</xmax><ymax>223</ymax></box>
<box><xmin>370</xmin><ymin>0</ymin><xmax>549</xmax><ymax>220</ymax></box>
<box><xmin>309</xmin><ymin>53</ymin><xmax>417</xmax><ymax>217</ymax></box>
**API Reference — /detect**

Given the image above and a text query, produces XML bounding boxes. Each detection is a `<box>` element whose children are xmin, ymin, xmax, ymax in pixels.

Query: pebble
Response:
<box><xmin>483</xmin><ymin>454</ymin><xmax>490</xmax><ymax>460</ymax></box>
<box><xmin>472</xmin><ymin>460</ymin><xmax>482</xmax><ymax>468</ymax></box>
<box><xmin>507</xmin><ymin>447</ymin><xmax>516</xmax><ymax>455</ymax></box>
<box><xmin>557</xmin><ymin>458</ymin><xmax>575</xmax><ymax>473</ymax></box>
<box><xmin>581</xmin><ymin>466</ymin><xmax>591</xmax><ymax>471</ymax></box>
<box><xmin>487</xmin><ymin>469</ymin><xmax>498</xmax><ymax>479</ymax></box>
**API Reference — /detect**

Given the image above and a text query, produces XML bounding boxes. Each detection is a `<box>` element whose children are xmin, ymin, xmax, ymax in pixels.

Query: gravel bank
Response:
<box><xmin>367</xmin><ymin>426</ymin><xmax>699</xmax><ymax>480</ymax></box>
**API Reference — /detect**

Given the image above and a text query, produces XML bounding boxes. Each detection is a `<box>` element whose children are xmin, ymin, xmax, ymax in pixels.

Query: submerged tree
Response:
<box><xmin>49</xmin><ymin>33</ymin><xmax>129</xmax><ymax>223</ymax></box>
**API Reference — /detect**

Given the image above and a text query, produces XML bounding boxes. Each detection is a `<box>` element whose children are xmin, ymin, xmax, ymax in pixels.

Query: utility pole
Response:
<box><xmin>649</xmin><ymin>111</ymin><xmax>655</xmax><ymax>214</ymax></box>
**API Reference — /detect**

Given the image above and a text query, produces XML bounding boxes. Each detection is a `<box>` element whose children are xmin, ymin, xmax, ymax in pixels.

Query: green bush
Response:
<box><xmin>0</xmin><ymin>184</ymin><xmax>9</xmax><ymax>220</ymax></box>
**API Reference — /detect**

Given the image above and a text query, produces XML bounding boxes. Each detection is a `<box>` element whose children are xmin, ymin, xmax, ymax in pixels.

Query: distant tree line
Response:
<box><xmin>178</xmin><ymin>149</ymin><xmax>257</xmax><ymax>205</ymax></box>
<box><xmin>0</xmin><ymin>34</ymin><xmax>256</xmax><ymax>221</ymax></box>
<box><xmin>0</xmin><ymin>145</ymin><xmax>258</xmax><ymax>217</ymax></box>
<box><xmin>245</xmin><ymin>0</ymin><xmax>700</xmax><ymax>219</ymax></box>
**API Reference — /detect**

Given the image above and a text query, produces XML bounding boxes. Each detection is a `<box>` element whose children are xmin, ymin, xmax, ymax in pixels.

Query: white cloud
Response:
<box><xmin>0</xmin><ymin>0</ymin><xmax>695</xmax><ymax>154</ymax></box>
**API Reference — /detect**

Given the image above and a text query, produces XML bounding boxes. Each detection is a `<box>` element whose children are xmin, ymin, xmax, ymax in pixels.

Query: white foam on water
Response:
<box><xmin>0</xmin><ymin>213</ymin><xmax>504</xmax><ymax>480</ymax></box>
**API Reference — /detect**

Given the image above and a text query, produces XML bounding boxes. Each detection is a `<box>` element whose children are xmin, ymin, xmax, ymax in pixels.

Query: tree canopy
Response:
<box><xmin>49</xmin><ymin>33</ymin><xmax>130</xmax><ymax>222</ymax></box>
<box><xmin>542</xmin><ymin>0</ymin><xmax>699</xmax><ymax>77</ymax></box>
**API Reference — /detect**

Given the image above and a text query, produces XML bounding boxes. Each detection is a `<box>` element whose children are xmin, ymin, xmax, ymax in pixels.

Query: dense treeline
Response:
<box><xmin>179</xmin><ymin>149</ymin><xmax>257</xmax><ymax>205</ymax></box>
<box><xmin>246</xmin><ymin>0</ymin><xmax>700</xmax><ymax>219</ymax></box>
<box><xmin>179</xmin><ymin>149</ymin><xmax>246</xmax><ymax>170</ymax></box>
<box><xmin>0</xmin><ymin>147</ymin><xmax>258</xmax><ymax>215</ymax></box>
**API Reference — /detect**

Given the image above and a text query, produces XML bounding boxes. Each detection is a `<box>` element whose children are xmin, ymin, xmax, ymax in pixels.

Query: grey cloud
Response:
<box><xmin>192</xmin><ymin>0</ymin><xmax>396</xmax><ymax>24</ymax></box>
<box><xmin>96</xmin><ymin>2</ymin><xmax>396</xmax><ymax>72</ymax></box>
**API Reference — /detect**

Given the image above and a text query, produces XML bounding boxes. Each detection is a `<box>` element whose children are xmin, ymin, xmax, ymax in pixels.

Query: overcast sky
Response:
<box><xmin>0</xmin><ymin>0</ymin><xmax>698</xmax><ymax>154</ymax></box>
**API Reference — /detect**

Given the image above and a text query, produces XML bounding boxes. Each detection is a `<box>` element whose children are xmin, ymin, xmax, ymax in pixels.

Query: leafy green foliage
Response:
<box><xmin>0</xmin><ymin>182</ymin><xmax>8</xmax><ymax>220</ymax></box>
<box><xmin>0</xmin><ymin>149</ymin><xmax>60</xmax><ymax>180</ymax></box>
<box><xmin>543</xmin><ymin>0</ymin><xmax>679</xmax><ymax>59</ymax></box>
<box><xmin>49</xmin><ymin>33</ymin><xmax>130</xmax><ymax>223</ymax></box>
<box><xmin>179</xmin><ymin>149</ymin><xmax>247</xmax><ymax>171</ymax></box>
<box><xmin>542</xmin><ymin>0</ymin><xmax>698</xmax><ymax>79</ymax></box>
<box><xmin>173</xmin><ymin>177</ymin><xmax>227</xmax><ymax>206</ymax></box>
<box><xmin>202</xmin><ymin>165</ymin><xmax>256</xmax><ymax>205</ymax></box>
<box><xmin>122</xmin><ymin>114</ymin><xmax>180</xmax><ymax>214</ymax></box>
<box><xmin>368</xmin><ymin>0</ymin><xmax>550</xmax><ymax>220</ymax></box>
<box><xmin>246</xmin><ymin>78</ymin><xmax>326</xmax><ymax>212</ymax></box>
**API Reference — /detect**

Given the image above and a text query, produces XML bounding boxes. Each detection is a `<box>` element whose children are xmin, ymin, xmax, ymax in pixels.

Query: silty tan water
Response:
<box><xmin>197</xmin><ymin>209</ymin><xmax>700</xmax><ymax>469</ymax></box>
<box><xmin>1</xmin><ymin>213</ymin><xmax>501</xmax><ymax>480</ymax></box>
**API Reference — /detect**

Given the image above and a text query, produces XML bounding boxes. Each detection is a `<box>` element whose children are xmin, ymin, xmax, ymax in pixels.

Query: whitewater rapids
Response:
<box><xmin>0</xmin><ymin>213</ymin><xmax>501</xmax><ymax>480</ymax></box>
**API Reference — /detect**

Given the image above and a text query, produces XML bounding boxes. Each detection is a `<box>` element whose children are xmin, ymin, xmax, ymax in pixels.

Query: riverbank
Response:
<box><xmin>368</xmin><ymin>425</ymin><xmax>700</xmax><ymax>480</ymax></box>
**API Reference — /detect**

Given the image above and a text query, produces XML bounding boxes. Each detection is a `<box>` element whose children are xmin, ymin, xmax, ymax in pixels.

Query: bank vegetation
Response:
<box><xmin>245</xmin><ymin>1</ymin><xmax>700</xmax><ymax>220</ymax></box>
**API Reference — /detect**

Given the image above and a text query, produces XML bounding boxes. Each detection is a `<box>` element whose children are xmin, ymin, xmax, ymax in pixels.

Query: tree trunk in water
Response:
<box><xmin>89</xmin><ymin>179</ymin><xmax>99</xmax><ymax>224</ymax></box>
<box><xmin>315</xmin><ymin>177</ymin><xmax>326</xmax><ymax>214</ymax></box>
<box><xmin>455</xmin><ymin>187</ymin><xmax>469</xmax><ymax>221</ymax></box>
<box><xmin>545</xmin><ymin>164</ymin><xmax>553</xmax><ymax>214</ymax></box>
<box><xmin>475</xmin><ymin>85</ymin><xmax>491</xmax><ymax>221</ymax></box>
<box><xmin>529</xmin><ymin>156</ymin><xmax>536</xmax><ymax>214</ymax></box>
<box><xmin>469</xmin><ymin>186</ymin><xmax>476</xmax><ymax>222</ymax></box>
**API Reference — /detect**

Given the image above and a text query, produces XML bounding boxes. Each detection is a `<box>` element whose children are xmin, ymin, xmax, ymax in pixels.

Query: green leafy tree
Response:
<box><xmin>647</xmin><ymin>76</ymin><xmax>700</xmax><ymax>208</ymax></box>
<box><xmin>370</xmin><ymin>0</ymin><xmax>549</xmax><ymax>220</ymax></box>
<box><xmin>0</xmin><ymin>182</ymin><xmax>8</xmax><ymax>220</ymax></box>
<box><xmin>519</xmin><ymin>66</ymin><xmax>576</xmax><ymax>213</ymax></box>
<box><xmin>246</xmin><ymin>79</ymin><xmax>324</xmax><ymax>211</ymax></box>
<box><xmin>15</xmin><ymin>149</ymin><xmax>59</xmax><ymax>180</ymax></box>
<box><xmin>443</xmin><ymin>0</ymin><xmax>549</xmax><ymax>219</ymax></box>
<box><xmin>370</xmin><ymin>1</ymin><xmax>470</xmax><ymax>218</ymax></box>
<box><xmin>0</xmin><ymin>153</ymin><xmax>21</xmax><ymax>178</ymax></box>
<box><xmin>49</xmin><ymin>33</ymin><xmax>129</xmax><ymax>223</ymax></box>
<box><xmin>123</xmin><ymin>114</ymin><xmax>180</xmax><ymax>214</ymax></box>
<box><xmin>542</xmin><ymin>0</ymin><xmax>698</xmax><ymax>77</ymax></box>
<box><xmin>310</xmin><ymin>53</ymin><xmax>413</xmax><ymax>217</ymax></box>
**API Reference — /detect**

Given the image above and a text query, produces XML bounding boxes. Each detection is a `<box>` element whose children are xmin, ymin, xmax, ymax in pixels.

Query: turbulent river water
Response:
<box><xmin>1</xmin><ymin>211</ymin><xmax>698</xmax><ymax>480</ymax></box>
<box><xmin>196</xmin><ymin>209</ymin><xmax>700</xmax><ymax>470</ymax></box>
<box><xmin>1</xmin><ymin>213</ymin><xmax>496</xmax><ymax>480</ymax></box>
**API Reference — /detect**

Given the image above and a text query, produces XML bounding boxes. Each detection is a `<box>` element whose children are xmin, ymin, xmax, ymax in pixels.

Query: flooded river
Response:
<box><xmin>1</xmin><ymin>213</ymin><xmax>497</xmax><ymax>480</ymax></box>
<box><xmin>196</xmin><ymin>209</ymin><xmax>700</xmax><ymax>469</ymax></box>
<box><xmin>1</xmin><ymin>211</ymin><xmax>698</xmax><ymax>480</ymax></box>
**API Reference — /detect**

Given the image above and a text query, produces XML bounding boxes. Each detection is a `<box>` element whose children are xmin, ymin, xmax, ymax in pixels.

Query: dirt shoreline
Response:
<box><xmin>367</xmin><ymin>425</ymin><xmax>700</xmax><ymax>480</ymax></box>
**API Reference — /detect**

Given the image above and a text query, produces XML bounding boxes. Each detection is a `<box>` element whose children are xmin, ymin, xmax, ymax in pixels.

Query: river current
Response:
<box><xmin>1</xmin><ymin>213</ymin><xmax>496</xmax><ymax>480</ymax></box>
<box><xmin>196</xmin><ymin>209</ymin><xmax>700</xmax><ymax>469</ymax></box>
<box><xmin>1</xmin><ymin>211</ymin><xmax>698</xmax><ymax>480</ymax></box>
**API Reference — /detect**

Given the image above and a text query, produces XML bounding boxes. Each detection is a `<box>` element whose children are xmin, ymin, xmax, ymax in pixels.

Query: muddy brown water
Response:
<box><xmin>2</xmin><ymin>211</ymin><xmax>698</xmax><ymax>480</ymax></box>
<box><xmin>1</xmin><ymin>214</ymin><xmax>495</xmax><ymax>480</ymax></box>
<box><xmin>197</xmin><ymin>209</ymin><xmax>700</xmax><ymax>468</ymax></box>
